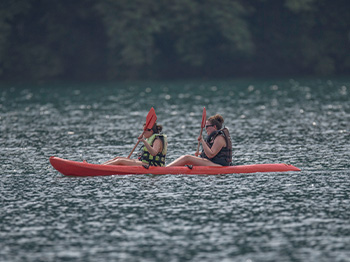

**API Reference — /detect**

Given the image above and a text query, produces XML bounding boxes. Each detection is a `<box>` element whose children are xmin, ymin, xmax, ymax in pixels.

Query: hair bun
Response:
<box><xmin>157</xmin><ymin>124</ymin><xmax>163</xmax><ymax>132</ymax></box>
<box><xmin>153</xmin><ymin>123</ymin><xmax>163</xmax><ymax>133</ymax></box>
<box><xmin>214</xmin><ymin>114</ymin><xmax>224</xmax><ymax>124</ymax></box>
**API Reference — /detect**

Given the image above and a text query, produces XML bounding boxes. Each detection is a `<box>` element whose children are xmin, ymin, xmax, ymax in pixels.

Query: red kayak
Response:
<box><xmin>50</xmin><ymin>156</ymin><xmax>301</xmax><ymax>176</ymax></box>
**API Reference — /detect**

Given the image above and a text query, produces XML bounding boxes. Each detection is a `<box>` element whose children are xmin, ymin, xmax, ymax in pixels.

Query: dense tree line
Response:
<box><xmin>0</xmin><ymin>0</ymin><xmax>349</xmax><ymax>81</ymax></box>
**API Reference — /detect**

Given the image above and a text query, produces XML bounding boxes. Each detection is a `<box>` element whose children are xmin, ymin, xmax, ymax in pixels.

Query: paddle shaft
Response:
<box><xmin>127</xmin><ymin>131</ymin><xmax>144</xmax><ymax>158</ymax></box>
<box><xmin>196</xmin><ymin>107</ymin><xmax>206</xmax><ymax>156</ymax></box>
<box><xmin>196</xmin><ymin>127</ymin><xmax>203</xmax><ymax>155</ymax></box>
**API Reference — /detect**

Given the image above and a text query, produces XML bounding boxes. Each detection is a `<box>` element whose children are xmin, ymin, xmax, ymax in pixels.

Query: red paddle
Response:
<box><xmin>127</xmin><ymin>107</ymin><xmax>157</xmax><ymax>158</ymax></box>
<box><xmin>196</xmin><ymin>107</ymin><xmax>206</xmax><ymax>155</ymax></box>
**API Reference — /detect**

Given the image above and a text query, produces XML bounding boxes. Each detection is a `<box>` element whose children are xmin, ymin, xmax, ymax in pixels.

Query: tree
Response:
<box><xmin>95</xmin><ymin>0</ymin><xmax>253</xmax><ymax>79</ymax></box>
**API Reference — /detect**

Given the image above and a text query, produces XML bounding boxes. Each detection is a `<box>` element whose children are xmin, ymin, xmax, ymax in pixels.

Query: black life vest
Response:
<box><xmin>138</xmin><ymin>134</ymin><xmax>167</xmax><ymax>166</ymax></box>
<box><xmin>200</xmin><ymin>127</ymin><xmax>232</xmax><ymax>166</ymax></box>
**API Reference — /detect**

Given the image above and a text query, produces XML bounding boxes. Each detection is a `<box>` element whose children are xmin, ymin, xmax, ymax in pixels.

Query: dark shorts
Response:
<box><xmin>211</xmin><ymin>158</ymin><xmax>231</xmax><ymax>166</ymax></box>
<box><xmin>201</xmin><ymin>156</ymin><xmax>231</xmax><ymax>166</ymax></box>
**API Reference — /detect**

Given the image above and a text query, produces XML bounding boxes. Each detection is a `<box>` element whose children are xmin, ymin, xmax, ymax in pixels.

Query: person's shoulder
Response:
<box><xmin>155</xmin><ymin>134</ymin><xmax>166</xmax><ymax>139</ymax></box>
<box><xmin>217</xmin><ymin>130</ymin><xmax>226</xmax><ymax>137</ymax></box>
<box><xmin>215</xmin><ymin>134</ymin><xmax>226</xmax><ymax>143</ymax></box>
<box><xmin>154</xmin><ymin>135</ymin><xmax>165</xmax><ymax>144</ymax></box>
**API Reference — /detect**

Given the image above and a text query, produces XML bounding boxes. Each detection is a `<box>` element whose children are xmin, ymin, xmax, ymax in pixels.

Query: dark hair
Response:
<box><xmin>151</xmin><ymin>123</ymin><xmax>162</xmax><ymax>133</ymax></box>
<box><xmin>207</xmin><ymin>114</ymin><xmax>224</xmax><ymax>130</ymax></box>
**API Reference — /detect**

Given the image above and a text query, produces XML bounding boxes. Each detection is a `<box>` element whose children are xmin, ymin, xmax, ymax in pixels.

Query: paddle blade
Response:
<box><xmin>144</xmin><ymin>107</ymin><xmax>157</xmax><ymax>130</ymax></box>
<box><xmin>201</xmin><ymin>107</ymin><xmax>206</xmax><ymax>128</ymax></box>
<box><xmin>127</xmin><ymin>107</ymin><xmax>157</xmax><ymax>159</ymax></box>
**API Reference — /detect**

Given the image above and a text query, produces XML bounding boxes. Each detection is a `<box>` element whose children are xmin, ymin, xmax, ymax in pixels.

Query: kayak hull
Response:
<box><xmin>50</xmin><ymin>156</ymin><xmax>301</xmax><ymax>176</ymax></box>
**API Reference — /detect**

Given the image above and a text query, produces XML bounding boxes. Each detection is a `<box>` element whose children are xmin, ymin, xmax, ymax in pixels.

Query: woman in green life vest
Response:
<box><xmin>103</xmin><ymin>123</ymin><xmax>167</xmax><ymax>166</ymax></box>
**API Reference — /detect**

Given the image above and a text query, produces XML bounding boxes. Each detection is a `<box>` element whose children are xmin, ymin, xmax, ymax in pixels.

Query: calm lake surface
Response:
<box><xmin>1</xmin><ymin>78</ymin><xmax>349</xmax><ymax>262</ymax></box>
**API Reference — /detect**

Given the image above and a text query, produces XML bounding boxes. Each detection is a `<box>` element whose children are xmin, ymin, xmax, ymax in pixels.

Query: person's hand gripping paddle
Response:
<box><xmin>196</xmin><ymin>107</ymin><xmax>206</xmax><ymax>156</ymax></box>
<box><xmin>127</xmin><ymin>107</ymin><xmax>157</xmax><ymax>158</ymax></box>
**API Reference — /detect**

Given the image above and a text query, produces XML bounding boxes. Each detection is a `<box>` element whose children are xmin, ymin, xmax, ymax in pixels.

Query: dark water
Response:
<box><xmin>1</xmin><ymin>79</ymin><xmax>349</xmax><ymax>262</ymax></box>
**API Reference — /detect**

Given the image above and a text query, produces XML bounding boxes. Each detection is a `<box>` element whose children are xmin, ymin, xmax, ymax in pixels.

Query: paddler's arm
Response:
<box><xmin>139</xmin><ymin>137</ymin><xmax>163</xmax><ymax>156</ymax></box>
<box><xmin>199</xmin><ymin>136</ymin><xmax>225</xmax><ymax>159</ymax></box>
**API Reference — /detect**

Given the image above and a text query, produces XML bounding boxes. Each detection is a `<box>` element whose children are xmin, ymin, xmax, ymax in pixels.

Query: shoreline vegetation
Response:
<box><xmin>1</xmin><ymin>0</ymin><xmax>349</xmax><ymax>82</ymax></box>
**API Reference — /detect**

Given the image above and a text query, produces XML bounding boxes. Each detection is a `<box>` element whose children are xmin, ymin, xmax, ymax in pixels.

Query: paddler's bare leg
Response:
<box><xmin>103</xmin><ymin>157</ymin><xmax>144</xmax><ymax>166</ymax></box>
<box><xmin>166</xmin><ymin>155</ymin><xmax>221</xmax><ymax>167</ymax></box>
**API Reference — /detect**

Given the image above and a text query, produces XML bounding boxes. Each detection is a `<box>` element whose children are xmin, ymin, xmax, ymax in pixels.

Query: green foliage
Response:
<box><xmin>0</xmin><ymin>0</ymin><xmax>349</xmax><ymax>81</ymax></box>
<box><xmin>285</xmin><ymin>0</ymin><xmax>316</xmax><ymax>12</ymax></box>
<box><xmin>95</xmin><ymin>0</ymin><xmax>253</xmax><ymax>78</ymax></box>
<box><xmin>0</xmin><ymin>0</ymin><xmax>31</xmax><ymax>75</ymax></box>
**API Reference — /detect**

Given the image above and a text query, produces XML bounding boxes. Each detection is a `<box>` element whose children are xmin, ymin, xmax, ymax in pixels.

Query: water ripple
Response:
<box><xmin>1</xmin><ymin>79</ymin><xmax>350</xmax><ymax>262</ymax></box>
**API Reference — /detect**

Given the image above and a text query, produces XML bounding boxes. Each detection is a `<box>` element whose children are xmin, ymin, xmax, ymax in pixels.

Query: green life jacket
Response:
<box><xmin>138</xmin><ymin>134</ymin><xmax>167</xmax><ymax>166</ymax></box>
